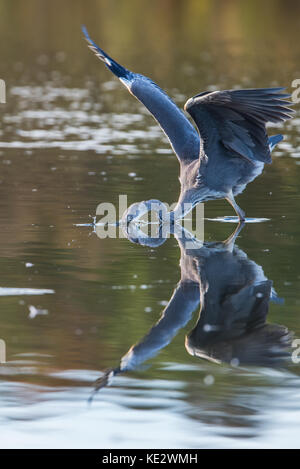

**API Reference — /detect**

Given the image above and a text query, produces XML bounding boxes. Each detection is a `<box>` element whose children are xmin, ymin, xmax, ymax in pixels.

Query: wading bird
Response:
<box><xmin>82</xmin><ymin>26</ymin><xmax>294</xmax><ymax>221</ymax></box>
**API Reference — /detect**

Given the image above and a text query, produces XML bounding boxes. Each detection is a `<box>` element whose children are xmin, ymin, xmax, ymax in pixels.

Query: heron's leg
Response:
<box><xmin>223</xmin><ymin>221</ymin><xmax>245</xmax><ymax>251</ymax></box>
<box><xmin>225</xmin><ymin>193</ymin><xmax>245</xmax><ymax>222</ymax></box>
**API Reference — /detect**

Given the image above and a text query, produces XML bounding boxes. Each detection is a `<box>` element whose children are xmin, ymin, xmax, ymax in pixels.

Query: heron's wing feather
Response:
<box><xmin>268</xmin><ymin>134</ymin><xmax>283</xmax><ymax>152</ymax></box>
<box><xmin>185</xmin><ymin>88</ymin><xmax>294</xmax><ymax>164</ymax></box>
<box><xmin>82</xmin><ymin>26</ymin><xmax>200</xmax><ymax>161</ymax></box>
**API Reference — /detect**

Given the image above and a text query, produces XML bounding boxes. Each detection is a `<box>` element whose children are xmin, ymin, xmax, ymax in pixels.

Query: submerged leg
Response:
<box><xmin>226</xmin><ymin>192</ymin><xmax>245</xmax><ymax>222</ymax></box>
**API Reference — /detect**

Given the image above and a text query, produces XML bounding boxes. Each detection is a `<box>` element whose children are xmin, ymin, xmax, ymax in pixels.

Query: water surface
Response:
<box><xmin>0</xmin><ymin>0</ymin><xmax>300</xmax><ymax>449</ymax></box>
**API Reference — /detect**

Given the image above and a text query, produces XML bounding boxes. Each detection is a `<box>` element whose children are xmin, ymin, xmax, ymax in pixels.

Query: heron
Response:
<box><xmin>82</xmin><ymin>26</ymin><xmax>294</xmax><ymax>222</ymax></box>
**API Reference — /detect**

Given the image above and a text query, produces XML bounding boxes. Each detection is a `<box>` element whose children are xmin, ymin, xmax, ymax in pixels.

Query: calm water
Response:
<box><xmin>0</xmin><ymin>0</ymin><xmax>300</xmax><ymax>448</ymax></box>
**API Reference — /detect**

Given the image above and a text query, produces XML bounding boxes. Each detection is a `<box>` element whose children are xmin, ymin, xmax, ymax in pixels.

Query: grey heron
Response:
<box><xmin>82</xmin><ymin>26</ymin><xmax>294</xmax><ymax>222</ymax></box>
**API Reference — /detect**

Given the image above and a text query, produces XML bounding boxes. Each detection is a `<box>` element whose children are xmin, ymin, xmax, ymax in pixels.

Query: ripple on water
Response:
<box><xmin>2</xmin><ymin>85</ymin><xmax>163</xmax><ymax>154</ymax></box>
<box><xmin>0</xmin><ymin>288</ymin><xmax>54</xmax><ymax>296</ymax></box>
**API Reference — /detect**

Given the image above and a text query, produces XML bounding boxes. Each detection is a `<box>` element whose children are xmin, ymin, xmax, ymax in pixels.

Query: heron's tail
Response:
<box><xmin>269</xmin><ymin>134</ymin><xmax>283</xmax><ymax>152</ymax></box>
<box><xmin>82</xmin><ymin>25</ymin><xmax>132</xmax><ymax>81</ymax></box>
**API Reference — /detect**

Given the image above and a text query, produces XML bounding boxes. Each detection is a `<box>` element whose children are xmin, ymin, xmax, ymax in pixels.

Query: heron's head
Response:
<box><xmin>121</xmin><ymin>199</ymin><xmax>169</xmax><ymax>225</ymax></box>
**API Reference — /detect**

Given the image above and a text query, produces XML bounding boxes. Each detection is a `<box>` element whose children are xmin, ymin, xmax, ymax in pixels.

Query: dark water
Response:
<box><xmin>0</xmin><ymin>0</ymin><xmax>300</xmax><ymax>448</ymax></box>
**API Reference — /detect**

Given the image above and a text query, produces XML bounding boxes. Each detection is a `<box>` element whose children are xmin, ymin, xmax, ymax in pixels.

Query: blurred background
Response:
<box><xmin>0</xmin><ymin>0</ymin><xmax>300</xmax><ymax>449</ymax></box>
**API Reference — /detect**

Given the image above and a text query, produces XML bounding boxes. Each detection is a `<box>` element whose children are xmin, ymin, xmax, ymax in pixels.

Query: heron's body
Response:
<box><xmin>82</xmin><ymin>27</ymin><xmax>293</xmax><ymax>221</ymax></box>
<box><xmin>179</xmin><ymin>150</ymin><xmax>264</xmax><ymax>199</ymax></box>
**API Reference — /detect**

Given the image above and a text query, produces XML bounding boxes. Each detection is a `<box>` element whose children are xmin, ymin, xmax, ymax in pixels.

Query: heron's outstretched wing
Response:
<box><xmin>82</xmin><ymin>26</ymin><xmax>200</xmax><ymax>161</ymax></box>
<box><xmin>184</xmin><ymin>88</ymin><xmax>294</xmax><ymax>164</ymax></box>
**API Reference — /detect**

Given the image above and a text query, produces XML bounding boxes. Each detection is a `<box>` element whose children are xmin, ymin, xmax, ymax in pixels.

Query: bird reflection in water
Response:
<box><xmin>90</xmin><ymin>209</ymin><xmax>291</xmax><ymax>401</ymax></box>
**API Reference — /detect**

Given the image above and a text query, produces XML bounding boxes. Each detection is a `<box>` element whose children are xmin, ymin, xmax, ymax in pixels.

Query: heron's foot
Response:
<box><xmin>238</xmin><ymin>205</ymin><xmax>246</xmax><ymax>222</ymax></box>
